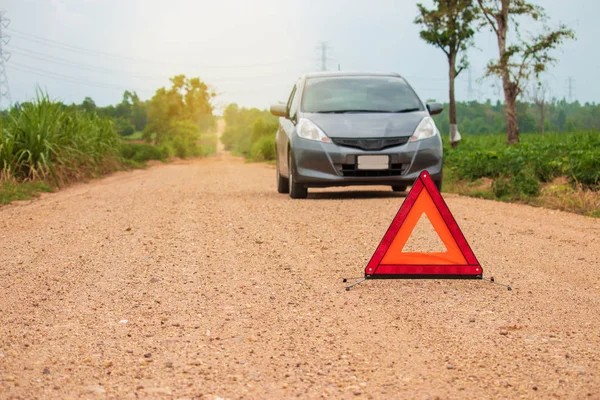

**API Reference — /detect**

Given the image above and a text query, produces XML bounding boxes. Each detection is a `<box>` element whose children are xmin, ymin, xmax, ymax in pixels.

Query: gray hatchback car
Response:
<box><xmin>270</xmin><ymin>71</ymin><xmax>444</xmax><ymax>199</ymax></box>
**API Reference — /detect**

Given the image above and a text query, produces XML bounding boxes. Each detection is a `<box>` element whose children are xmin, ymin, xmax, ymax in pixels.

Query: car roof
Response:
<box><xmin>303</xmin><ymin>71</ymin><xmax>404</xmax><ymax>79</ymax></box>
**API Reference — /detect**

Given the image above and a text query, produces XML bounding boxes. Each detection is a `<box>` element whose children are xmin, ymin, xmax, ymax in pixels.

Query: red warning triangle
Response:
<box><xmin>365</xmin><ymin>170</ymin><xmax>482</xmax><ymax>279</ymax></box>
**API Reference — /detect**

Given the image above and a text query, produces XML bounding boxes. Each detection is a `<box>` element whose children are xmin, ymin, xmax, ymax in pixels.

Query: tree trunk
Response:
<box><xmin>504</xmin><ymin>85</ymin><xmax>519</xmax><ymax>144</ymax></box>
<box><xmin>497</xmin><ymin>1</ymin><xmax>519</xmax><ymax>145</ymax></box>
<box><xmin>448</xmin><ymin>53</ymin><xmax>461</xmax><ymax>147</ymax></box>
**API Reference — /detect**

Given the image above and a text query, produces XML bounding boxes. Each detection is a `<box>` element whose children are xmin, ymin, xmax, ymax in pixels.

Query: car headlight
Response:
<box><xmin>297</xmin><ymin>118</ymin><xmax>331</xmax><ymax>143</ymax></box>
<box><xmin>410</xmin><ymin>116</ymin><xmax>438</xmax><ymax>142</ymax></box>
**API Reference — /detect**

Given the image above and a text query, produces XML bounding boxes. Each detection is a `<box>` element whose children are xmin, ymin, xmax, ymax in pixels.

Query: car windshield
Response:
<box><xmin>302</xmin><ymin>76</ymin><xmax>424</xmax><ymax>113</ymax></box>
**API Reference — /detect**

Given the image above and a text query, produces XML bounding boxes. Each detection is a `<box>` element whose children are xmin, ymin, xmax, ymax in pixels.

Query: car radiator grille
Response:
<box><xmin>331</xmin><ymin>137</ymin><xmax>410</xmax><ymax>151</ymax></box>
<box><xmin>341</xmin><ymin>163</ymin><xmax>405</xmax><ymax>177</ymax></box>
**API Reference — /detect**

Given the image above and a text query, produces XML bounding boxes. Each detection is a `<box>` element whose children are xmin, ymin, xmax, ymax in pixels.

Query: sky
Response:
<box><xmin>1</xmin><ymin>0</ymin><xmax>597</xmax><ymax>112</ymax></box>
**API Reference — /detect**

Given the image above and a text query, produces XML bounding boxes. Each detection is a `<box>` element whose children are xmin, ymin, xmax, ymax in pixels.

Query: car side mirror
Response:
<box><xmin>270</xmin><ymin>104</ymin><xmax>288</xmax><ymax>118</ymax></box>
<box><xmin>426</xmin><ymin>102</ymin><xmax>443</xmax><ymax>116</ymax></box>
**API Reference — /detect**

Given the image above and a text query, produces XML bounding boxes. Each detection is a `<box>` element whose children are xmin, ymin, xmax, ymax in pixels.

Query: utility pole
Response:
<box><xmin>0</xmin><ymin>11</ymin><xmax>11</xmax><ymax>109</ymax></box>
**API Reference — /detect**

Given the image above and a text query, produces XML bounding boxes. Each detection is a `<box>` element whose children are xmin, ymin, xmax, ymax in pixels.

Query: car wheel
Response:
<box><xmin>391</xmin><ymin>185</ymin><xmax>407</xmax><ymax>192</ymax></box>
<box><xmin>276</xmin><ymin>164</ymin><xmax>289</xmax><ymax>194</ymax></box>
<box><xmin>288</xmin><ymin>152</ymin><xmax>308</xmax><ymax>199</ymax></box>
<box><xmin>434</xmin><ymin>179</ymin><xmax>443</xmax><ymax>192</ymax></box>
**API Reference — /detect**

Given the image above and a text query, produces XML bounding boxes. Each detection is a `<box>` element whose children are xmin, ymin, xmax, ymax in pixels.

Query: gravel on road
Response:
<box><xmin>1</xmin><ymin>151</ymin><xmax>599</xmax><ymax>399</ymax></box>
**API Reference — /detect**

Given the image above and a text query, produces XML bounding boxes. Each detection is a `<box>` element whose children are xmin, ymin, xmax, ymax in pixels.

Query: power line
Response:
<box><xmin>8</xmin><ymin>43</ymin><xmax>316</xmax><ymax>85</ymax></box>
<box><xmin>7</xmin><ymin>27</ymin><xmax>295</xmax><ymax>69</ymax></box>
<box><xmin>8</xmin><ymin>62</ymin><xmax>155</xmax><ymax>92</ymax></box>
<box><xmin>0</xmin><ymin>11</ymin><xmax>11</xmax><ymax>108</ymax></box>
<box><xmin>7</xmin><ymin>45</ymin><xmax>164</xmax><ymax>79</ymax></box>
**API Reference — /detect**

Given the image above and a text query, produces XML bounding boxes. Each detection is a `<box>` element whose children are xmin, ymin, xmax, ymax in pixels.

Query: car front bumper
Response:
<box><xmin>290</xmin><ymin>135</ymin><xmax>443</xmax><ymax>187</ymax></box>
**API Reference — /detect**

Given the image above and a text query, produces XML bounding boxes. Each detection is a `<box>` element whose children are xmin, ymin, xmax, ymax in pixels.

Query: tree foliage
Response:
<box><xmin>432</xmin><ymin>98</ymin><xmax>600</xmax><ymax>135</ymax></box>
<box><xmin>476</xmin><ymin>0</ymin><xmax>575</xmax><ymax>144</ymax></box>
<box><xmin>221</xmin><ymin>103</ymin><xmax>278</xmax><ymax>161</ymax></box>
<box><xmin>415</xmin><ymin>0</ymin><xmax>478</xmax><ymax>146</ymax></box>
<box><xmin>143</xmin><ymin>75</ymin><xmax>216</xmax><ymax>150</ymax></box>
<box><xmin>415</xmin><ymin>0</ymin><xmax>477</xmax><ymax>76</ymax></box>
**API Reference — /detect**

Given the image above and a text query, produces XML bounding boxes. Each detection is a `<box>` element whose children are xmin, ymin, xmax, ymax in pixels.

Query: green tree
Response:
<box><xmin>557</xmin><ymin>109</ymin><xmax>566</xmax><ymax>132</ymax></box>
<box><xmin>476</xmin><ymin>0</ymin><xmax>575</xmax><ymax>144</ymax></box>
<box><xmin>144</xmin><ymin>75</ymin><xmax>215</xmax><ymax>144</ymax></box>
<box><xmin>81</xmin><ymin>97</ymin><xmax>97</xmax><ymax>114</ymax></box>
<box><xmin>415</xmin><ymin>0</ymin><xmax>478</xmax><ymax>147</ymax></box>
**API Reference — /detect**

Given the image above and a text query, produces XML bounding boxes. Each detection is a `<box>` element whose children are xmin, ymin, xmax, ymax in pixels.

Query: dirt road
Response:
<box><xmin>1</xmin><ymin>147</ymin><xmax>599</xmax><ymax>399</ymax></box>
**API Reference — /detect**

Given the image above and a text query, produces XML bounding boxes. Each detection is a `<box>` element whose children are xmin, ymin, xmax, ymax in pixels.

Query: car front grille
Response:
<box><xmin>331</xmin><ymin>137</ymin><xmax>410</xmax><ymax>151</ymax></box>
<box><xmin>341</xmin><ymin>163</ymin><xmax>404</xmax><ymax>177</ymax></box>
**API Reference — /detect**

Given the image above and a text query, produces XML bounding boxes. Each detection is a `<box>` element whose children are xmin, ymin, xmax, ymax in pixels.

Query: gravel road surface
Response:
<box><xmin>1</xmin><ymin>149</ymin><xmax>599</xmax><ymax>399</ymax></box>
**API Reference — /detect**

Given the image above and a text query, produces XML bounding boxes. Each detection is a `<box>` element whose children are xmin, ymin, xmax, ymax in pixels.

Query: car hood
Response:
<box><xmin>304</xmin><ymin>111</ymin><xmax>427</xmax><ymax>138</ymax></box>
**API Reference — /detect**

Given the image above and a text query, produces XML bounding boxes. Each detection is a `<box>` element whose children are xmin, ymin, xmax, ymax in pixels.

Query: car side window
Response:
<box><xmin>288</xmin><ymin>84</ymin><xmax>301</xmax><ymax>121</ymax></box>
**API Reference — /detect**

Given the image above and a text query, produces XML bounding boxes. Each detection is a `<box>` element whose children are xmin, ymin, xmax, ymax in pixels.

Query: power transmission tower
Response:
<box><xmin>567</xmin><ymin>77</ymin><xmax>574</xmax><ymax>103</ymax></box>
<box><xmin>0</xmin><ymin>11</ymin><xmax>11</xmax><ymax>109</ymax></box>
<box><xmin>317</xmin><ymin>42</ymin><xmax>333</xmax><ymax>71</ymax></box>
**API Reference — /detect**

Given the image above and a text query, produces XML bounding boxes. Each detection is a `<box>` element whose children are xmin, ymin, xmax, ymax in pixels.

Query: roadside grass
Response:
<box><xmin>0</xmin><ymin>95</ymin><xmax>215</xmax><ymax>206</ymax></box>
<box><xmin>0</xmin><ymin>180</ymin><xmax>54</xmax><ymax>205</ymax></box>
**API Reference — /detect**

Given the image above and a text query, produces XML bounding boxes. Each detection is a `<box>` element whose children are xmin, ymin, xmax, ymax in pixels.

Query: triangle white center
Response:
<box><xmin>401</xmin><ymin>212</ymin><xmax>448</xmax><ymax>253</ymax></box>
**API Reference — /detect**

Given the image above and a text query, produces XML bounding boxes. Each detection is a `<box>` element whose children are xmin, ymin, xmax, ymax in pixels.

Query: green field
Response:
<box><xmin>443</xmin><ymin>131</ymin><xmax>600</xmax><ymax>217</ymax></box>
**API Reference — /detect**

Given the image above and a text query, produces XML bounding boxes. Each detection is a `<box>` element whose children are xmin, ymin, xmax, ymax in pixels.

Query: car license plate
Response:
<box><xmin>357</xmin><ymin>155</ymin><xmax>389</xmax><ymax>170</ymax></box>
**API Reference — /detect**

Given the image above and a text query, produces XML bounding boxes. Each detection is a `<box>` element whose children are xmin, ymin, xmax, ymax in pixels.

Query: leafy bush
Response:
<box><xmin>491</xmin><ymin>171</ymin><xmax>540</xmax><ymax>200</ymax></box>
<box><xmin>164</xmin><ymin>120</ymin><xmax>203</xmax><ymax>158</ymax></box>
<box><xmin>568</xmin><ymin>149</ymin><xmax>600</xmax><ymax>187</ymax></box>
<box><xmin>120</xmin><ymin>143</ymin><xmax>166</xmax><ymax>163</ymax></box>
<box><xmin>491</xmin><ymin>177</ymin><xmax>511</xmax><ymax>199</ymax></box>
<box><xmin>114</xmin><ymin>116</ymin><xmax>135</xmax><ymax>136</ymax></box>
<box><xmin>221</xmin><ymin>104</ymin><xmax>278</xmax><ymax>158</ymax></box>
<box><xmin>250</xmin><ymin>135</ymin><xmax>276</xmax><ymax>161</ymax></box>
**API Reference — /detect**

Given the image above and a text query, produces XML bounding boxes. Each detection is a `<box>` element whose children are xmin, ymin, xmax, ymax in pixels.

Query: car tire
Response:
<box><xmin>288</xmin><ymin>152</ymin><xmax>308</xmax><ymax>199</ymax></box>
<box><xmin>391</xmin><ymin>185</ymin><xmax>407</xmax><ymax>192</ymax></box>
<box><xmin>276</xmin><ymin>165</ymin><xmax>289</xmax><ymax>194</ymax></box>
<box><xmin>434</xmin><ymin>179</ymin><xmax>443</xmax><ymax>192</ymax></box>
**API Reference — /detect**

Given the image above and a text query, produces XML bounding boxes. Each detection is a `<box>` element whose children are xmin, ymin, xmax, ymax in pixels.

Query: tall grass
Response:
<box><xmin>0</xmin><ymin>93</ymin><xmax>121</xmax><ymax>185</ymax></box>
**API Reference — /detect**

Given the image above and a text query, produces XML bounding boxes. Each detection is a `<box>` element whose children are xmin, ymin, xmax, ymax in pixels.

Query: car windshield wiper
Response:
<box><xmin>316</xmin><ymin>109</ymin><xmax>395</xmax><ymax>114</ymax></box>
<box><xmin>391</xmin><ymin>107</ymin><xmax>421</xmax><ymax>113</ymax></box>
<box><xmin>316</xmin><ymin>108</ymin><xmax>422</xmax><ymax>114</ymax></box>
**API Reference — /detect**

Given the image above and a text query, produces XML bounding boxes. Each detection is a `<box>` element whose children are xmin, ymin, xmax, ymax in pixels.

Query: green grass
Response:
<box><xmin>0</xmin><ymin>180</ymin><xmax>54</xmax><ymax>205</ymax></box>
